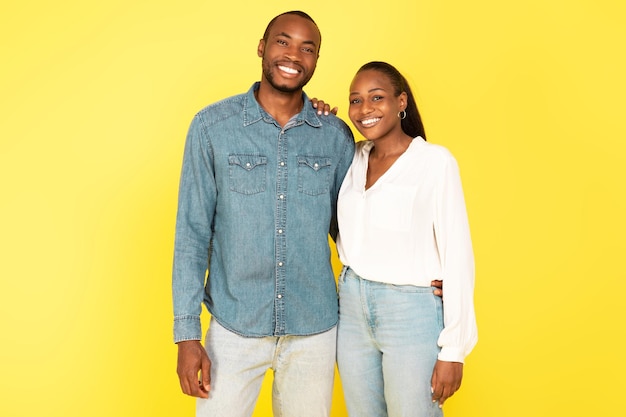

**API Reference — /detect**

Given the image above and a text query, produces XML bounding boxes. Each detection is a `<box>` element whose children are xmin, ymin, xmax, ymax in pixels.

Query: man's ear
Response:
<box><xmin>257</xmin><ymin>39</ymin><xmax>265</xmax><ymax>58</ymax></box>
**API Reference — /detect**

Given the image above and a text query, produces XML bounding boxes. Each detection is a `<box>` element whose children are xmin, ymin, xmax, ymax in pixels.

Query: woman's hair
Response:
<box><xmin>357</xmin><ymin>61</ymin><xmax>426</xmax><ymax>140</ymax></box>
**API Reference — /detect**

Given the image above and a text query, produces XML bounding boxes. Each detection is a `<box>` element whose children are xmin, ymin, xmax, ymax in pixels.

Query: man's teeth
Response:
<box><xmin>279</xmin><ymin>65</ymin><xmax>299</xmax><ymax>74</ymax></box>
<box><xmin>361</xmin><ymin>118</ymin><xmax>380</xmax><ymax>126</ymax></box>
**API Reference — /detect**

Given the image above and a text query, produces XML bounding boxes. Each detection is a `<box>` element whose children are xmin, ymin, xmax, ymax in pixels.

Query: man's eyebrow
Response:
<box><xmin>275</xmin><ymin>32</ymin><xmax>318</xmax><ymax>48</ymax></box>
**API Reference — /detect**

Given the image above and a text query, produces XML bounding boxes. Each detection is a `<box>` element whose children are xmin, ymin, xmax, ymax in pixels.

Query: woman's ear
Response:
<box><xmin>399</xmin><ymin>91</ymin><xmax>408</xmax><ymax>111</ymax></box>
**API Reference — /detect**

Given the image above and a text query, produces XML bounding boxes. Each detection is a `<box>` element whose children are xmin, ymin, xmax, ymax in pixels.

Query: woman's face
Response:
<box><xmin>348</xmin><ymin>69</ymin><xmax>406</xmax><ymax>141</ymax></box>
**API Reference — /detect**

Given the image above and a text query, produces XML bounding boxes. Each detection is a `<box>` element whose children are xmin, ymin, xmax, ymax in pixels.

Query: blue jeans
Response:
<box><xmin>337</xmin><ymin>267</ymin><xmax>444</xmax><ymax>417</ymax></box>
<box><xmin>197</xmin><ymin>318</ymin><xmax>337</xmax><ymax>417</ymax></box>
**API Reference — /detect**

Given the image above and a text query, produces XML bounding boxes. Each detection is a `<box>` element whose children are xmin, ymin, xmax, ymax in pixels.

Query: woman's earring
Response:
<box><xmin>398</xmin><ymin>110</ymin><xmax>407</xmax><ymax>120</ymax></box>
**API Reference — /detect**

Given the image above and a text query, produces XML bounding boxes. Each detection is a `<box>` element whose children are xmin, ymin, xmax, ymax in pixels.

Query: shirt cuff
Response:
<box><xmin>437</xmin><ymin>346</ymin><xmax>466</xmax><ymax>363</ymax></box>
<box><xmin>173</xmin><ymin>315</ymin><xmax>202</xmax><ymax>343</ymax></box>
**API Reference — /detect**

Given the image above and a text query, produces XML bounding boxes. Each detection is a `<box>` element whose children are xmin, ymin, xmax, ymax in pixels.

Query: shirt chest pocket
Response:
<box><xmin>228</xmin><ymin>154</ymin><xmax>267</xmax><ymax>195</ymax></box>
<box><xmin>297</xmin><ymin>156</ymin><xmax>332</xmax><ymax>196</ymax></box>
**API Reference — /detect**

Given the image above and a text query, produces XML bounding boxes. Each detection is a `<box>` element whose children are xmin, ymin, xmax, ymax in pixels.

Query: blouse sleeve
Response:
<box><xmin>433</xmin><ymin>150</ymin><xmax>478</xmax><ymax>363</ymax></box>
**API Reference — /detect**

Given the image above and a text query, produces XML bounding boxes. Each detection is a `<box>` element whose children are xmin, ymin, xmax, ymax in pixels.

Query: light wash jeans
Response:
<box><xmin>337</xmin><ymin>267</ymin><xmax>444</xmax><ymax>417</ymax></box>
<box><xmin>197</xmin><ymin>318</ymin><xmax>337</xmax><ymax>417</ymax></box>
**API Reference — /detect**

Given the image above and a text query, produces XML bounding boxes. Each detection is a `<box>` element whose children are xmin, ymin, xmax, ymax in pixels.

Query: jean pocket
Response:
<box><xmin>297</xmin><ymin>155</ymin><xmax>331</xmax><ymax>196</ymax></box>
<box><xmin>228</xmin><ymin>154</ymin><xmax>267</xmax><ymax>195</ymax></box>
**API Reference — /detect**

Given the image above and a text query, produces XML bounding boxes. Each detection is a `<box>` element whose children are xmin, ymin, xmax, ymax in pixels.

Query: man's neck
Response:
<box><xmin>255</xmin><ymin>82</ymin><xmax>304</xmax><ymax>127</ymax></box>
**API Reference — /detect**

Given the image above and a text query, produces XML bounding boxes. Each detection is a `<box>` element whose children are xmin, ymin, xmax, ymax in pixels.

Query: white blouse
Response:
<box><xmin>336</xmin><ymin>137</ymin><xmax>477</xmax><ymax>362</ymax></box>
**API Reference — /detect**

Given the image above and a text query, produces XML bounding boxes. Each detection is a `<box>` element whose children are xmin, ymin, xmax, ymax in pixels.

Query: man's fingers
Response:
<box><xmin>430</xmin><ymin>280</ymin><xmax>443</xmax><ymax>297</ymax></box>
<box><xmin>179</xmin><ymin>373</ymin><xmax>201</xmax><ymax>397</ymax></box>
<box><xmin>201</xmin><ymin>353</ymin><xmax>211</xmax><ymax>392</ymax></box>
<box><xmin>176</xmin><ymin>340</ymin><xmax>210</xmax><ymax>398</ymax></box>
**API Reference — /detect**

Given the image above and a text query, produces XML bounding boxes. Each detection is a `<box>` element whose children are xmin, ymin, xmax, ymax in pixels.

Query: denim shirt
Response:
<box><xmin>173</xmin><ymin>83</ymin><xmax>355</xmax><ymax>342</ymax></box>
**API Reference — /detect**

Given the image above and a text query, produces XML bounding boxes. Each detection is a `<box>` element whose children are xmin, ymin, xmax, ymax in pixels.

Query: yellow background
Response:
<box><xmin>2</xmin><ymin>0</ymin><xmax>625</xmax><ymax>416</ymax></box>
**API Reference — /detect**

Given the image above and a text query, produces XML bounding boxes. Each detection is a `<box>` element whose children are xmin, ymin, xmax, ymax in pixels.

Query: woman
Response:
<box><xmin>336</xmin><ymin>61</ymin><xmax>477</xmax><ymax>416</ymax></box>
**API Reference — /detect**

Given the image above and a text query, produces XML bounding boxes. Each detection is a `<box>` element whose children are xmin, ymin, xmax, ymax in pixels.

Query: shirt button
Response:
<box><xmin>245</xmin><ymin>162</ymin><xmax>251</xmax><ymax>168</ymax></box>
<box><xmin>314</xmin><ymin>163</ymin><xmax>319</xmax><ymax>170</ymax></box>
<box><xmin>280</xmin><ymin>161</ymin><xmax>285</xmax><ymax>166</ymax></box>
<box><xmin>279</xmin><ymin>194</ymin><xmax>284</xmax><ymax>200</ymax></box>
<box><xmin>278</xmin><ymin>262</ymin><xmax>284</xmax><ymax>267</ymax></box>
<box><xmin>278</xmin><ymin>229</ymin><xmax>283</xmax><ymax>234</ymax></box>
<box><xmin>277</xmin><ymin>294</ymin><xmax>283</xmax><ymax>299</ymax></box>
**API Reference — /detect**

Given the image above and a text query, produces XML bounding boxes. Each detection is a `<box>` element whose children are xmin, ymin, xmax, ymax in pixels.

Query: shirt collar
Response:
<box><xmin>242</xmin><ymin>82</ymin><xmax>323</xmax><ymax>128</ymax></box>
<box><xmin>361</xmin><ymin>136</ymin><xmax>426</xmax><ymax>155</ymax></box>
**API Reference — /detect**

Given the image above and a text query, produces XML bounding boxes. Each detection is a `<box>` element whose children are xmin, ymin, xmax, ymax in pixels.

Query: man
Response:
<box><xmin>172</xmin><ymin>11</ymin><xmax>355</xmax><ymax>417</ymax></box>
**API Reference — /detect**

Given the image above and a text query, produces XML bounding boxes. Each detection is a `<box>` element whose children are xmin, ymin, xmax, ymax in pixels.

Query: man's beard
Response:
<box><xmin>261</xmin><ymin>57</ymin><xmax>313</xmax><ymax>93</ymax></box>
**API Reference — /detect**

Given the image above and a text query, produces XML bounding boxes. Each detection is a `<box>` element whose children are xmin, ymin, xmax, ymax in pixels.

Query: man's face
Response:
<box><xmin>257</xmin><ymin>14</ymin><xmax>321</xmax><ymax>93</ymax></box>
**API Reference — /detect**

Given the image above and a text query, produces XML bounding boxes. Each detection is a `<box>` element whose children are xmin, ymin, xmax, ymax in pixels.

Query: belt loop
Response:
<box><xmin>339</xmin><ymin>265</ymin><xmax>348</xmax><ymax>282</ymax></box>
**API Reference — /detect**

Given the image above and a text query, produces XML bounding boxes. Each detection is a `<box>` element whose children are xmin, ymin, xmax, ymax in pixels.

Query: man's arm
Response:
<box><xmin>431</xmin><ymin>279</ymin><xmax>443</xmax><ymax>297</ymax></box>
<box><xmin>329</xmin><ymin>120</ymin><xmax>355</xmax><ymax>242</ymax></box>
<box><xmin>173</xmin><ymin>113</ymin><xmax>218</xmax><ymax>397</ymax></box>
<box><xmin>310</xmin><ymin>102</ymin><xmax>444</xmax><ymax>301</ymax></box>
